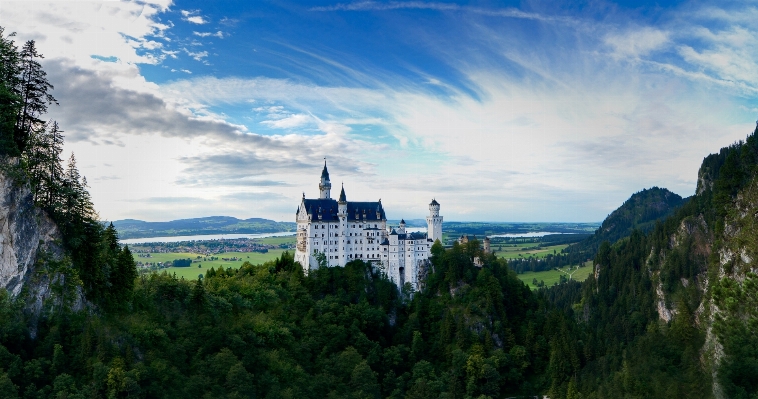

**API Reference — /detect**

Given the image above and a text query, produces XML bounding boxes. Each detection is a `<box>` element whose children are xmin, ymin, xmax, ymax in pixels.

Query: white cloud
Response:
<box><xmin>186</xmin><ymin>16</ymin><xmax>207</xmax><ymax>24</ymax></box>
<box><xmin>261</xmin><ymin>114</ymin><xmax>312</xmax><ymax>129</ymax></box>
<box><xmin>604</xmin><ymin>27</ymin><xmax>670</xmax><ymax>58</ymax></box>
<box><xmin>181</xmin><ymin>10</ymin><xmax>208</xmax><ymax>24</ymax></box>
<box><xmin>309</xmin><ymin>1</ymin><xmax>574</xmax><ymax>24</ymax></box>
<box><xmin>1</xmin><ymin>1</ymin><xmax>170</xmax><ymax>69</ymax></box>
<box><xmin>3</xmin><ymin>0</ymin><xmax>757</xmax><ymax>223</ymax></box>
<box><xmin>193</xmin><ymin>31</ymin><xmax>225</xmax><ymax>38</ymax></box>
<box><xmin>163</xmin><ymin>50</ymin><xmax>179</xmax><ymax>59</ymax></box>
<box><xmin>182</xmin><ymin>48</ymin><xmax>208</xmax><ymax>61</ymax></box>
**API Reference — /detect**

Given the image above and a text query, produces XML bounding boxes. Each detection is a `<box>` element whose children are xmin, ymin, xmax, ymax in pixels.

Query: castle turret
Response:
<box><xmin>319</xmin><ymin>160</ymin><xmax>331</xmax><ymax>199</ymax></box>
<box><xmin>338</xmin><ymin>184</ymin><xmax>347</xmax><ymax>215</ymax></box>
<box><xmin>426</xmin><ymin>199</ymin><xmax>443</xmax><ymax>243</ymax></box>
<box><xmin>398</xmin><ymin>219</ymin><xmax>406</xmax><ymax>234</ymax></box>
<box><xmin>483</xmin><ymin>236</ymin><xmax>491</xmax><ymax>253</ymax></box>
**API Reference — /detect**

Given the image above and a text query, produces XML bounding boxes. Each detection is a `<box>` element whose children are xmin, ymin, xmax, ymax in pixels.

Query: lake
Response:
<box><xmin>120</xmin><ymin>227</ymin><xmax>429</xmax><ymax>244</ymax></box>
<box><xmin>120</xmin><ymin>231</ymin><xmax>296</xmax><ymax>244</ymax></box>
<box><xmin>488</xmin><ymin>231</ymin><xmax>580</xmax><ymax>238</ymax></box>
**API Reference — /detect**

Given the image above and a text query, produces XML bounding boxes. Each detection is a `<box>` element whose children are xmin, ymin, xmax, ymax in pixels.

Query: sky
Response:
<box><xmin>1</xmin><ymin>0</ymin><xmax>757</xmax><ymax>223</ymax></box>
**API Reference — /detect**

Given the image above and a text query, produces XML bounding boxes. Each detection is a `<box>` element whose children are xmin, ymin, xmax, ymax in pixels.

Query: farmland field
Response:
<box><xmin>137</xmin><ymin>249</ymin><xmax>290</xmax><ymax>280</ymax></box>
<box><xmin>515</xmin><ymin>261</ymin><xmax>593</xmax><ymax>290</ymax></box>
<box><xmin>495</xmin><ymin>244</ymin><xmax>569</xmax><ymax>259</ymax></box>
<box><xmin>255</xmin><ymin>236</ymin><xmax>296</xmax><ymax>246</ymax></box>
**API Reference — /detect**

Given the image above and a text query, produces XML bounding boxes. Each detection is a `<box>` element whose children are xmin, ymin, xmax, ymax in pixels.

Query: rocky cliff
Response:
<box><xmin>0</xmin><ymin>169</ymin><xmax>74</xmax><ymax>315</ymax></box>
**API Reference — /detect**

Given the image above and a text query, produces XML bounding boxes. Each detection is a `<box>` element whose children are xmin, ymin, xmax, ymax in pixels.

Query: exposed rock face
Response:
<box><xmin>0</xmin><ymin>171</ymin><xmax>64</xmax><ymax>298</ymax></box>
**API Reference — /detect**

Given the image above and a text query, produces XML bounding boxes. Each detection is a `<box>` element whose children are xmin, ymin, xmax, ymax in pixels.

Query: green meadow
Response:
<box><xmin>515</xmin><ymin>261</ymin><xmax>593</xmax><ymax>290</ymax></box>
<box><xmin>255</xmin><ymin>236</ymin><xmax>296</xmax><ymax>246</ymax></box>
<box><xmin>494</xmin><ymin>243</ymin><xmax>569</xmax><ymax>259</ymax></box>
<box><xmin>138</xmin><ymin>249</ymin><xmax>290</xmax><ymax>280</ymax></box>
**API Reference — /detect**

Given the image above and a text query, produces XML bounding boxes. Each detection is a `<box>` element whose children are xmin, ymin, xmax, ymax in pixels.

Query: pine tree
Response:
<box><xmin>108</xmin><ymin>245</ymin><xmax>137</xmax><ymax>307</ymax></box>
<box><xmin>62</xmin><ymin>153</ymin><xmax>95</xmax><ymax>222</ymax></box>
<box><xmin>44</xmin><ymin>121</ymin><xmax>64</xmax><ymax>206</ymax></box>
<box><xmin>117</xmin><ymin>246</ymin><xmax>137</xmax><ymax>295</ymax></box>
<box><xmin>103</xmin><ymin>222</ymin><xmax>119</xmax><ymax>253</ymax></box>
<box><xmin>24</xmin><ymin>120</ymin><xmax>49</xmax><ymax>200</ymax></box>
<box><xmin>0</xmin><ymin>28</ymin><xmax>21</xmax><ymax>156</ymax></box>
<box><xmin>14</xmin><ymin>40</ymin><xmax>56</xmax><ymax>154</ymax></box>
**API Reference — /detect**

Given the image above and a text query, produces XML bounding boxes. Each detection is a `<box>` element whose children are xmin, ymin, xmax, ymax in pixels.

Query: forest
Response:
<box><xmin>1</xmin><ymin>26</ymin><xmax>757</xmax><ymax>398</ymax></box>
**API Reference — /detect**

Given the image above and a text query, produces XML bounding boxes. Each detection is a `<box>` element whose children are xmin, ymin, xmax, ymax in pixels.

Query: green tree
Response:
<box><xmin>0</xmin><ymin>28</ymin><xmax>21</xmax><ymax>156</ymax></box>
<box><xmin>14</xmin><ymin>40</ymin><xmax>56</xmax><ymax>154</ymax></box>
<box><xmin>0</xmin><ymin>371</ymin><xmax>18</xmax><ymax>399</ymax></box>
<box><xmin>110</xmin><ymin>246</ymin><xmax>137</xmax><ymax>305</ymax></box>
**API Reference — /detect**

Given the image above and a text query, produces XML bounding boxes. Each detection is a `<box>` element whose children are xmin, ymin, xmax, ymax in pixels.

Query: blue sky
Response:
<box><xmin>2</xmin><ymin>0</ymin><xmax>757</xmax><ymax>222</ymax></box>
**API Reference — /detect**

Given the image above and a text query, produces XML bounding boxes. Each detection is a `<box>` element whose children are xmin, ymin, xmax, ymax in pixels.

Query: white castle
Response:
<box><xmin>294</xmin><ymin>162</ymin><xmax>443</xmax><ymax>290</ymax></box>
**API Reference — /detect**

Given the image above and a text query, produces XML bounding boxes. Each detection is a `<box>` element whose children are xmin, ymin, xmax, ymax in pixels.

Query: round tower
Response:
<box><xmin>426</xmin><ymin>199</ymin><xmax>443</xmax><ymax>243</ymax></box>
<box><xmin>319</xmin><ymin>160</ymin><xmax>331</xmax><ymax>199</ymax></box>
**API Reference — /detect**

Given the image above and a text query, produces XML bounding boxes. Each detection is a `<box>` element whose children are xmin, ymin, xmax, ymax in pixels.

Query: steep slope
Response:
<box><xmin>553</xmin><ymin>126</ymin><xmax>758</xmax><ymax>399</ymax></box>
<box><xmin>0</xmin><ymin>169</ymin><xmax>81</xmax><ymax>316</ymax></box>
<box><xmin>566</xmin><ymin>187</ymin><xmax>686</xmax><ymax>255</ymax></box>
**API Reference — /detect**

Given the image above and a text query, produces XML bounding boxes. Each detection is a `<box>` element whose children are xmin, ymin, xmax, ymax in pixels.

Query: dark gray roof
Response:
<box><xmin>347</xmin><ymin>201</ymin><xmax>385</xmax><ymax>220</ymax></box>
<box><xmin>302</xmin><ymin>198</ymin><xmax>386</xmax><ymax>221</ymax></box>
<box><xmin>430</xmin><ymin>198</ymin><xmax>439</xmax><ymax>206</ymax></box>
<box><xmin>397</xmin><ymin>232</ymin><xmax>427</xmax><ymax>240</ymax></box>
<box><xmin>321</xmin><ymin>162</ymin><xmax>330</xmax><ymax>180</ymax></box>
<box><xmin>303</xmin><ymin>198</ymin><xmax>339</xmax><ymax>221</ymax></box>
<box><xmin>409</xmin><ymin>232</ymin><xmax>427</xmax><ymax>240</ymax></box>
<box><xmin>339</xmin><ymin>185</ymin><xmax>346</xmax><ymax>202</ymax></box>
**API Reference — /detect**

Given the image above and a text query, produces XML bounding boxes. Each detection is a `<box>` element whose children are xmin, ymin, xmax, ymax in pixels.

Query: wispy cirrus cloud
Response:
<box><xmin>309</xmin><ymin>1</ymin><xmax>574</xmax><ymax>24</ymax></box>
<box><xmin>604</xmin><ymin>27</ymin><xmax>670</xmax><ymax>58</ymax></box>
<box><xmin>6</xmin><ymin>0</ymin><xmax>758</xmax><ymax>223</ymax></box>
<box><xmin>182</xmin><ymin>48</ymin><xmax>208</xmax><ymax>62</ymax></box>
<box><xmin>193</xmin><ymin>31</ymin><xmax>225</xmax><ymax>39</ymax></box>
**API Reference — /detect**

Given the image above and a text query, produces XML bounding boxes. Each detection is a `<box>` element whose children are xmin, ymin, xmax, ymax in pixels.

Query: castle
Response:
<box><xmin>294</xmin><ymin>162</ymin><xmax>443</xmax><ymax>290</ymax></box>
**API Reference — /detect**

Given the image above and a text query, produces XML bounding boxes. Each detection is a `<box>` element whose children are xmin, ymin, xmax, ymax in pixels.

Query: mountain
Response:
<box><xmin>567</xmin><ymin>187</ymin><xmax>687</xmax><ymax>255</ymax></box>
<box><xmin>555</xmin><ymin>126</ymin><xmax>758</xmax><ymax>398</ymax></box>
<box><xmin>111</xmin><ymin>216</ymin><xmax>296</xmax><ymax>239</ymax></box>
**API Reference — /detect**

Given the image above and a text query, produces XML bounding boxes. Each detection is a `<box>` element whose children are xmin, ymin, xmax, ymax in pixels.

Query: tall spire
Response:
<box><xmin>321</xmin><ymin>158</ymin><xmax>329</xmax><ymax>180</ymax></box>
<box><xmin>339</xmin><ymin>183</ymin><xmax>346</xmax><ymax>202</ymax></box>
<box><xmin>319</xmin><ymin>159</ymin><xmax>332</xmax><ymax>199</ymax></box>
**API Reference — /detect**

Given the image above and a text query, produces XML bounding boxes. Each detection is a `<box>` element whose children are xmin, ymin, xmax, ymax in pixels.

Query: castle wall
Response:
<box><xmin>295</xmin><ymin>165</ymin><xmax>440</xmax><ymax>291</ymax></box>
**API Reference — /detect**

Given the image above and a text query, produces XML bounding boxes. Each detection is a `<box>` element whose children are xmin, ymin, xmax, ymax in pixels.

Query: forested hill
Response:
<box><xmin>545</xmin><ymin>125</ymin><xmax>758</xmax><ymax>398</ymax></box>
<box><xmin>566</xmin><ymin>187</ymin><xmax>686</xmax><ymax>255</ymax></box>
<box><xmin>112</xmin><ymin>216</ymin><xmax>296</xmax><ymax>239</ymax></box>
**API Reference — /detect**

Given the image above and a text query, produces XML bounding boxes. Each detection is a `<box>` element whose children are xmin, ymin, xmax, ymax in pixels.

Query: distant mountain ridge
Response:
<box><xmin>567</xmin><ymin>186</ymin><xmax>687</xmax><ymax>254</ymax></box>
<box><xmin>112</xmin><ymin>216</ymin><xmax>296</xmax><ymax>239</ymax></box>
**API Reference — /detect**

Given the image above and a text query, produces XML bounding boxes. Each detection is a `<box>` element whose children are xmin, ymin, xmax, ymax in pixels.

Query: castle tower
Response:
<box><xmin>483</xmin><ymin>237</ymin><xmax>491</xmax><ymax>253</ymax></box>
<box><xmin>398</xmin><ymin>219</ymin><xmax>406</xmax><ymax>234</ymax></box>
<box><xmin>338</xmin><ymin>184</ymin><xmax>347</xmax><ymax>215</ymax></box>
<box><xmin>426</xmin><ymin>199</ymin><xmax>443</xmax><ymax>243</ymax></box>
<box><xmin>319</xmin><ymin>160</ymin><xmax>331</xmax><ymax>199</ymax></box>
